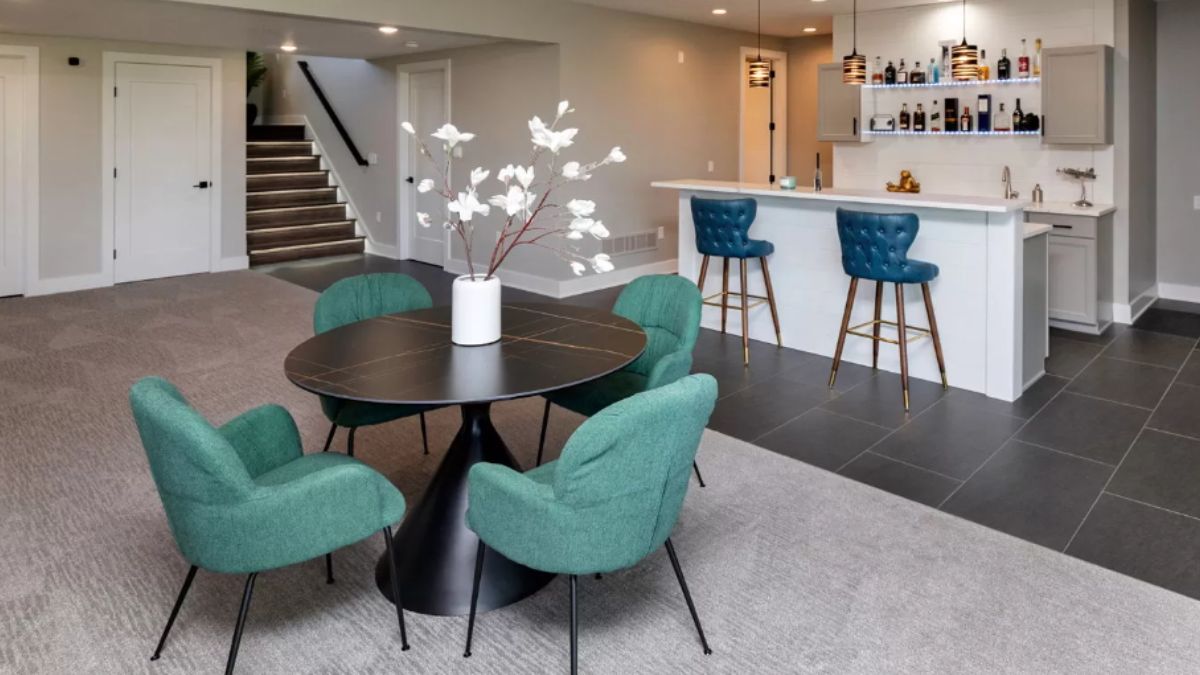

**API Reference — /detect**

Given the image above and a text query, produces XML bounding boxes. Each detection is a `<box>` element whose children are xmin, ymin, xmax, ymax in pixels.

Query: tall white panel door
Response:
<box><xmin>0</xmin><ymin>55</ymin><xmax>27</xmax><ymax>296</ymax></box>
<box><xmin>114</xmin><ymin>62</ymin><xmax>213</xmax><ymax>283</ymax></box>
<box><xmin>405</xmin><ymin>68</ymin><xmax>448</xmax><ymax>267</ymax></box>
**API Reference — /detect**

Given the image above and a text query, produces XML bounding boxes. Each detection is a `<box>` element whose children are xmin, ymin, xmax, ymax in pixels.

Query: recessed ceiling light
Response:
<box><xmin>280</xmin><ymin>43</ymin><xmax>298</xmax><ymax>52</ymax></box>
<box><xmin>379</xmin><ymin>26</ymin><xmax>399</xmax><ymax>35</ymax></box>
<box><xmin>404</xmin><ymin>41</ymin><xmax>420</xmax><ymax>48</ymax></box>
<box><xmin>803</xmin><ymin>27</ymin><xmax>817</xmax><ymax>32</ymax></box>
<box><xmin>712</xmin><ymin>8</ymin><xmax>727</xmax><ymax>14</ymax></box>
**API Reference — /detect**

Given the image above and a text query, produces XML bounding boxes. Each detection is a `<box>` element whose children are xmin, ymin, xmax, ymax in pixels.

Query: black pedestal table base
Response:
<box><xmin>375</xmin><ymin>403</ymin><xmax>555</xmax><ymax>616</ymax></box>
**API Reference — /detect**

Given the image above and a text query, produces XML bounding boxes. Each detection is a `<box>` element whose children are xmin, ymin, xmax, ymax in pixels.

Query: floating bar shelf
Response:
<box><xmin>864</xmin><ymin>130</ymin><xmax>1042</xmax><ymax>136</ymax></box>
<box><xmin>864</xmin><ymin>78</ymin><xmax>1041</xmax><ymax>90</ymax></box>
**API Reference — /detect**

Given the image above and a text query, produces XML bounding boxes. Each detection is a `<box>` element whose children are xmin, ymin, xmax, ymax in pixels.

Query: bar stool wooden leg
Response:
<box><xmin>720</xmin><ymin>258</ymin><xmax>730</xmax><ymax>334</ymax></box>
<box><xmin>760</xmin><ymin>257</ymin><xmax>783</xmax><ymax>347</ymax></box>
<box><xmin>922</xmin><ymin>283</ymin><xmax>949</xmax><ymax>389</ymax></box>
<box><xmin>697</xmin><ymin>255</ymin><xmax>711</xmax><ymax>294</ymax></box>
<box><xmin>895</xmin><ymin>283</ymin><xmax>910</xmax><ymax>411</ymax></box>
<box><xmin>739</xmin><ymin>259</ymin><xmax>750</xmax><ymax>366</ymax></box>
<box><xmin>872</xmin><ymin>281</ymin><xmax>883</xmax><ymax>369</ymax></box>
<box><xmin>829</xmin><ymin>277</ymin><xmax>859</xmax><ymax>388</ymax></box>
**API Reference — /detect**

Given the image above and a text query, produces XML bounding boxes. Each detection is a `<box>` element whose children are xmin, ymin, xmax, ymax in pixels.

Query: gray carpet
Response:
<box><xmin>3</xmin><ymin>271</ymin><xmax>1200</xmax><ymax>674</ymax></box>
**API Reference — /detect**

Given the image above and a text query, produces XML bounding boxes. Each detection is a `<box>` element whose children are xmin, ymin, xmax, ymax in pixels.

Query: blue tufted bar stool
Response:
<box><xmin>690</xmin><ymin>196</ymin><xmax>782</xmax><ymax>366</ymax></box>
<box><xmin>829</xmin><ymin>208</ymin><xmax>948</xmax><ymax>411</ymax></box>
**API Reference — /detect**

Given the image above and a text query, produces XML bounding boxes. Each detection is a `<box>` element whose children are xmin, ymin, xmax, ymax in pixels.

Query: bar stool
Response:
<box><xmin>690</xmin><ymin>196</ymin><xmax>782</xmax><ymax>366</ymax></box>
<box><xmin>829</xmin><ymin>208</ymin><xmax>948</xmax><ymax>411</ymax></box>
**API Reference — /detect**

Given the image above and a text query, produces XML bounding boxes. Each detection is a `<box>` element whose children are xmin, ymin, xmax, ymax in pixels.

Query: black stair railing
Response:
<box><xmin>297</xmin><ymin>61</ymin><xmax>369</xmax><ymax>167</ymax></box>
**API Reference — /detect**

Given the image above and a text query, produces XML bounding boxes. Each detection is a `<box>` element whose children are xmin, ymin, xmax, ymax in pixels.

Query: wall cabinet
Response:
<box><xmin>1042</xmin><ymin>45</ymin><xmax>1113</xmax><ymax>145</ymax></box>
<box><xmin>816</xmin><ymin>63</ymin><xmax>861</xmax><ymax>142</ymax></box>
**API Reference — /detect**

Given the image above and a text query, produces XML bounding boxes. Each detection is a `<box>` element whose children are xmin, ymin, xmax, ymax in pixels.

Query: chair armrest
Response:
<box><xmin>219</xmin><ymin>404</ymin><xmax>304</xmax><ymax>479</ymax></box>
<box><xmin>467</xmin><ymin>463</ymin><xmax>571</xmax><ymax>567</ymax></box>
<box><xmin>646</xmin><ymin>349</ymin><xmax>694</xmax><ymax>390</ymax></box>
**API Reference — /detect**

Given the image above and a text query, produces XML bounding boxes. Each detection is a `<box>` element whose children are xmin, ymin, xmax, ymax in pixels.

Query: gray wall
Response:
<box><xmin>1156</xmin><ymin>0</ymin><xmax>1200</xmax><ymax>293</ymax></box>
<box><xmin>0</xmin><ymin>32</ymin><xmax>245</xmax><ymax>283</ymax></box>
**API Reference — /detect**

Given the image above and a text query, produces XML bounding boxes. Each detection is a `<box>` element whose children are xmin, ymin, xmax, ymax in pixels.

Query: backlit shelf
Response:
<box><xmin>864</xmin><ymin>78</ymin><xmax>1040</xmax><ymax>90</ymax></box>
<box><xmin>864</xmin><ymin>130</ymin><xmax>1042</xmax><ymax>136</ymax></box>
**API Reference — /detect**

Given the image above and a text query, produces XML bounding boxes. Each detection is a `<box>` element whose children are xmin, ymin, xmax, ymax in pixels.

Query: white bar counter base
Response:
<box><xmin>654</xmin><ymin>180</ymin><xmax>1035</xmax><ymax>402</ymax></box>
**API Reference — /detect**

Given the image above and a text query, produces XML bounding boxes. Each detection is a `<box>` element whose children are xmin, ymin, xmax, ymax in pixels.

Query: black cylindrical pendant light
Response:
<box><xmin>749</xmin><ymin>0</ymin><xmax>771</xmax><ymax>87</ymax></box>
<box><xmin>842</xmin><ymin>0</ymin><xmax>866</xmax><ymax>84</ymax></box>
<box><xmin>950</xmin><ymin>0</ymin><xmax>979</xmax><ymax>81</ymax></box>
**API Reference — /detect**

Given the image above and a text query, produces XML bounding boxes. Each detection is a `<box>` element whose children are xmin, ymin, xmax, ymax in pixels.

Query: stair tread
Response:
<box><xmin>247</xmin><ymin>218</ymin><xmax>355</xmax><ymax>232</ymax></box>
<box><xmin>247</xmin><ymin>187</ymin><xmax>336</xmax><ymax>195</ymax></box>
<box><xmin>249</xmin><ymin>237</ymin><xmax>365</xmax><ymax>254</ymax></box>
<box><xmin>247</xmin><ymin>202</ymin><xmax>347</xmax><ymax>213</ymax></box>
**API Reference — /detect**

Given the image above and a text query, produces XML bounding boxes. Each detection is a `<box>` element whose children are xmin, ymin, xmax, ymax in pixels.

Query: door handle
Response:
<box><xmin>193</xmin><ymin>181</ymin><xmax>210</xmax><ymax>189</ymax></box>
<box><xmin>405</xmin><ymin>176</ymin><xmax>415</xmax><ymax>184</ymax></box>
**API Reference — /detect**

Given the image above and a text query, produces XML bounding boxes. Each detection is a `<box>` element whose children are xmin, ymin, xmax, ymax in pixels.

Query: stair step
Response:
<box><xmin>247</xmin><ymin>187</ymin><xmax>338</xmax><ymax>210</ymax></box>
<box><xmin>247</xmin><ymin>141</ymin><xmax>315</xmax><ymax>158</ymax></box>
<box><xmin>247</xmin><ymin>156</ymin><xmax>321</xmax><ymax>174</ymax></box>
<box><xmin>249</xmin><ymin>237</ymin><xmax>365</xmax><ymax>265</ymax></box>
<box><xmin>248</xmin><ymin>125</ymin><xmax>307</xmax><ymax>141</ymax></box>
<box><xmin>248</xmin><ymin>203</ymin><xmax>348</xmax><ymax>228</ymax></box>
<box><xmin>247</xmin><ymin>171</ymin><xmax>330</xmax><ymax>192</ymax></box>
<box><xmin>247</xmin><ymin>221</ymin><xmax>357</xmax><ymax>248</ymax></box>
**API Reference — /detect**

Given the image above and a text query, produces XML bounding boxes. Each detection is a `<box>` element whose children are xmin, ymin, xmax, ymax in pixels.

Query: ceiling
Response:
<box><xmin>561</xmin><ymin>0</ymin><xmax>963</xmax><ymax>37</ymax></box>
<box><xmin>0</xmin><ymin>0</ymin><xmax>497</xmax><ymax>58</ymax></box>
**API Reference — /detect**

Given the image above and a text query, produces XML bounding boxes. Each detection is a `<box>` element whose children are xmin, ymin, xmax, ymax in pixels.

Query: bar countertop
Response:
<box><xmin>651</xmin><ymin>179</ymin><xmax>1030</xmax><ymax>214</ymax></box>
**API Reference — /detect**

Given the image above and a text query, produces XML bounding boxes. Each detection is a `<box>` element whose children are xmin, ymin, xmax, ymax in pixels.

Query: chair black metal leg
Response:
<box><xmin>382</xmin><ymin>526</ymin><xmax>411</xmax><ymax>651</ymax></box>
<box><xmin>569</xmin><ymin>574</ymin><xmax>579</xmax><ymax>675</ymax></box>
<box><xmin>347</xmin><ymin>427</ymin><xmax>356</xmax><ymax>458</ymax></box>
<box><xmin>692</xmin><ymin>461</ymin><xmax>707</xmax><ymax>488</ymax></box>
<box><xmin>536</xmin><ymin>399</ymin><xmax>551</xmax><ymax>467</ymax></box>
<box><xmin>665</xmin><ymin>538</ymin><xmax>712</xmax><ymax>655</ymax></box>
<box><xmin>419</xmin><ymin>413</ymin><xmax>429</xmax><ymax>455</ymax></box>
<box><xmin>321</xmin><ymin>423</ymin><xmax>337</xmax><ymax>453</ymax></box>
<box><xmin>150</xmin><ymin>565</ymin><xmax>198</xmax><ymax>661</ymax></box>
<box><xmin>325</xmin><ymin>553</ymin><xmax>334</xmax><ymax>584</ymax></box>
<box><xmin>463</xmin><ymin>541</ymin><xmax>486</xmax><ymax>657</ymax></box>
<box><xmin>224</xmin><ymin>573</ymin><xmax>257</xmax><ymax>675</ymax></box>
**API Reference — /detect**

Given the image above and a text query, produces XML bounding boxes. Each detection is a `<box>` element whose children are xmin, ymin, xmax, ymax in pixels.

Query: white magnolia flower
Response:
<box><xmin>515</xmin><ymin>165</ymin><xmax>535</xmax><ymax>189</ymax></box>
<box><xmin>556</xmin><ymin>100</ymin><xmax>574</xmax><ymax>118</ymax></box>
<box><xmin>416</xmin><ymin>212</ymin><xmax>432</xmax><ymax>228</ymax></box>
<box><xmin>489</xmin><ymin>186</ymin><xmax>536</xmax><ymax>217</ymax></box>
<box><xmin>569</xmin><ymin>217</ymin><xmax>594</xmax><ymax>232</ymax></box>
<box><xmin>417</xmin><ymin>178</ymin><xmax>435</xmax><ymax>193</ymax></box>
<box><xmin>566</xmin><ymin>199</ymin><xmax>596</xmax><ymax>218</ymax></box>
<box><xmin>447</xmin><ymin>189</ymin><xmax>490</xmax><ymax>222</ymax></box>
<box><xmin>561</xmin><ymin>161</ymin><xmax>592</xmax><ymax>181</ymax></box>
<box><xmin>588</xmin><ymin>220</ymin><xmax>610</xmax><ymax>239</ymax></box>
<box><xmin>401</xmin><ymin>121</ymin><xmax>416</xmax><ymax>135</ymax></box>
<box><xmin>565</xmin><ymin>230</ymin><xmax>584</xmax><ymax>240</ymax></box>
<box><xmin>529</xmin><ymin>116</ymin><xmax>578</xmax><ymax>153</ymax></box>
<box><xmin>569</xmin><ymin>261</ymin><xmax>587</xmax><ymax>276</ymax></box>
<box><xmin>497</xmin><ymin>164</ymin><xmax>516</xmax><ymax>184</ymax></box>
<box><xmin>470</xmin><ymin>167</ymin><xmax>490</xmax><ymax>186</ymax></box>
<box><xmin>606</xmin><ymin>146</ymin><xmax>627</xmax><ymax>163</ymax></box>
<box><xmin>591</xmin><ymin>253</ymin><xmax>614</xmax><ymax>273</ymax></box>
<box><xmin>431</xmin><ymin>123</ymin><xmax>475</xmax><ymax>148</ymax></box>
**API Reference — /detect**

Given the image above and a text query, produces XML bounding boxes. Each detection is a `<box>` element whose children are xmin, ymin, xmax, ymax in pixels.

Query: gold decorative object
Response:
<box><xmin>886</xmin><ymin>170</ymin><xmax>921</xmax><ymax>193</ymax></box>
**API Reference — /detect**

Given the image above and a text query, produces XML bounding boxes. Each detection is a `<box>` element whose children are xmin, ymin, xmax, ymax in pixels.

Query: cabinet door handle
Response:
<box><xmin>852</xmin><ymin>116</ymin><xmax>858</xmax><ymax>137</ymax></box>
<box><xmin>1052</xmin><ymin>224</ymin><xmax>1073</xmax><ymax>230</ymax></box>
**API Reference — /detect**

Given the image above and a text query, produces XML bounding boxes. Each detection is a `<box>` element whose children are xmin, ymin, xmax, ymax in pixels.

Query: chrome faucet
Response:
<box><xmin>1002</xmin><ymin>166</ymin><xmax>1019</xmax><ymax>199</ymax></box>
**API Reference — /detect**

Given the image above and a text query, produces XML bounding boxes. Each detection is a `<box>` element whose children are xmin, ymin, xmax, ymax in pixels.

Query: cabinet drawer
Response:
<box><xmin>1029</xmin><ymin>213</ymin><xmax>1097</xmax><ymax>239</ymax></box>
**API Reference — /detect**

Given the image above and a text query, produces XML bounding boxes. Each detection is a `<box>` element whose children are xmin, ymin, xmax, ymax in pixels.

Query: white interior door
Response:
<box><xmin>0</xmin><ymin>55</ymin><xmax>26</xmax><ymax>296</ymax></box>
<box><xmin>405</xmin><ymin>68</ymin><xmax>448</xmax><ymax>267</ymax></box>
<box><xmin>114</xmin><ymin>62</ymin><xmax>213</xmax><ymax>283</ymax></box>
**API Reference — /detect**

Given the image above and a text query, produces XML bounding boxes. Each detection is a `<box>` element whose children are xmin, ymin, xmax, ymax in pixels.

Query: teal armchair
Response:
<box><xmin>130</xmin><ymin>377</ymin><xmax>412</xmax><ymax>673</ymax></box>
<box><xmin>537</xmin><ymin>274</ymin><xmax>707</xmax><ymax>485</ymax></box>
<box><xmin>464</xmin><ymin>374</ymin><xmax>719</xmax><ymax>673</ymax></box>
<box><xmin>313</xmin><ymin>273</ymin><xmax>442</xmax><ymax>457</ymax></box>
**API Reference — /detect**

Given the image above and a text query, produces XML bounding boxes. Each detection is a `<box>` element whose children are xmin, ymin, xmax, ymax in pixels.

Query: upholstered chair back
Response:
<box><xmin>313</xmin><ymin>273</ymin><xmax>434</xmax><ymax>335</ymax></box>
<box><xmin>690</xmin><ymin>197</ymin><xmax>759</xmax><ymax>258</ymax></box>
<box><xmin>835</xmin><ymin>208</ymin><xmax>922</xmax><ymax>283</ymax></box>
<box><xmin>613</xmin><ymin>275</ymin><xmax>702</xmax><ymax>384</ymax></box>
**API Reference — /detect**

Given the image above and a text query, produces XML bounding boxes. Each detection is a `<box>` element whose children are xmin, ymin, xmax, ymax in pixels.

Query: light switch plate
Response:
<box><xmin>707</xmin><ymin>160</ymin><xmax>715</xmax><ymax>173</ymax></box>
<box><xmin>1194</xmin><ymin>195</ymin><xmax>1200</xmax><ymax>211</ymax></box>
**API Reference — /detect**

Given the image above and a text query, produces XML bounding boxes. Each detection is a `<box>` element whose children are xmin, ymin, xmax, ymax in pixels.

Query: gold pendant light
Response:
<box><xmin>950</xmin><ymin>0</ymin><xmax>979</xmax><ymax>81</ymax></box>
<box><xmin>748</xmin><ymin>0</ymin><xmax>771</xmax><ymax>87</ymax></box>
<box><xmin>842</xmin><ymin>0</ymin><xmax>866</xmax><ymax>84</ymax></box>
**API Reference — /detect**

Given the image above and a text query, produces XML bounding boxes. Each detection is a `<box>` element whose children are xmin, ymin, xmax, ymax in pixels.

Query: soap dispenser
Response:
<box><xmin>1032</xmin><ymin>183</ymin><xmax>1044</xmax><ymax>205</ymax></box>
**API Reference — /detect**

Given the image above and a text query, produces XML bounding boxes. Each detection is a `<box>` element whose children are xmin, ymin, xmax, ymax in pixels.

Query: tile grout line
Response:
<box><xmin>832</xmin><ymin>389</ymin><xmax>954</xmax><ymax>475</ymax></box>
<box><xmin>862</xmin><ymin>450</ymin><xmax>963</xmax><ymax>483</ymax></box>
<box><xmin>1059</xmin><ymin>389</ymin><xmax>1157</xmax><ymax>412</ymax></box>
<box><xmin>1011</xmin><ymin>438</ymin><xmax>1119</xmax><ymax>469</ymax></box>
<box><xmin>1102</xmin><ymin>491</ymin><xmax>1200</xmax><ymax>527</ymax></box>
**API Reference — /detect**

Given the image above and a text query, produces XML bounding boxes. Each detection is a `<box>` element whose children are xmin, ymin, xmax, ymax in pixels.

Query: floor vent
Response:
<box><xmin>602</xmin><ymin>230</ymin><xmax>659</xmax><ymax>257</ymax></box>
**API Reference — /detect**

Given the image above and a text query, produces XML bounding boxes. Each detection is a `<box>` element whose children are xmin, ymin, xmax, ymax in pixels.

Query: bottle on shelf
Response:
<box><xmin>979</xmin><ymin>49</ymin><xmax>990</xmax><ymax>80</ymax></box>
<box><xmin>897</xmin><ymin>58</ymin><xmax>909</xmax><ymax>84</ymax></box>
<box><xmin>910</xmin><ymin>58</ymin><xmax>925</xmax><ymax>84</ymax></box>
<box><xmin>930</xmin><ymin>99</ymin><xmax>942</xmax><ymax>132</ymax></box>
<box><xmin>977</xmin><ymin>94</ymin><xmax>992</xmax><ymax>132</ymax></box>
<box><xmin>994</xmin><ymin>103</ymin><xmax>1011</xmax><ymax>131</ymax></box>
<box><xmin>885</xmin><ymin>60</ymin><xmax>897</xmax><ymax>85</ymax></box>
<box><xmin>1018</xmin><ymin>38</ymin><xmax>1031</xmax><ymax>78</ymax></box>
<box><xmin>930</xmin><ymin>57</ymin><xmax>940</xmax><ymax>84</ymax></box>
<box><xmin>944</xmin><ymin>97</ymin><xmax>959</xmax><ymax>132</ymax></box>
<box><xmin>872</xmin><ymin>56</ymin><xmax>884</xmax><ymax>84</ymax></box>
<box><xmin>1033</xmin><ymin>38</ymin><xmax>1043</xmax><ymax>77</ymax></box>
<box><xmin>914</xmin><ymin>103</ymin><xmax>926</xmax><ymax>132</ymax></box>
<box><xmin>1012</xmin><ymin>98</ymin><xmax>1025</xmax><ymax>131</ymax></box>
<box><xmin>960</xmin><ymin>106</ymin><xmax>973</xmax><ymax>132</ymax></box>
<box><xmin>899</xmin><ymin>103</ymin><xmax>911</xmax><ymax>131</ymax></box>
<box><xmin>1023</xmin><ymin>110</ymin><xmax>1040</xmax><ymax>132</ymax></box>
<box><xmin>941</xmin><ymin>46</ymin><xmax>950</xmax><ymax>82</ymax></box>
<box><xmin>997</xmin><ymin>48</ymin><xmax>1011</xmax><ymax>80</ymax></box>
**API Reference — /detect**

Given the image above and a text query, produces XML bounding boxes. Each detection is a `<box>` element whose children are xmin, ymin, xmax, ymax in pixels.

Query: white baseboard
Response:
<box><xmin>25</xmin><ymin>272</ymin><xmax>111</xmax><ymax>297</ymax></box>
<box><xmin>1112</xmin><ymin>287</ymin><xmax>1158</xmax><ymax>324</ymax></box>
<box><xmin>443</xmin><ymin>258</ymin><xmax>561</xmax><ymax>297</ymax></box>
<box><xmin>1158</xmin><ymin>282</ymin><xmax>1200</xmax><ymax>305</ymax></box>
<box><xmin>365</xmin><ymin>240</ymin><xmax>401</xmax><ymax>259</ymax></box>
<box><xmin>214</xmin><ymin>256</ymin><xmax>249</xmax><ymax>272</ymax></box>
<box><xmin>444</xmin><ymin>258</ymin><xmax>680</xmax><ymax>299</ymax></box>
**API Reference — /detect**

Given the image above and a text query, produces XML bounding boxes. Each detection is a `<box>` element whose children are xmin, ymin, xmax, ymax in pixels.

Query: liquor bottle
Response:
<box><xmin>899</xmin><ymin>103</ymin><xmax>910</xmax><ymax>131</ymax></box>
<box><xmin>897</xmin><ymin>59</ymin><xmax>909</xmax><ymax>84</ymax></box>
<box><xmin>1018</xmin><ymin>38</ymin><xmax>1030</xmax><ymax>78</ymax></box>
<box><xmin>913</xmin><ymin>103</ymin><xmax>926</xmax><ymax>132</ymax></box>
<box><xmin>930</xmin><ymin>57</ymin><xmax>940</xmax><ymax>84</ymax></box>
<box><xmin>941</xmin><ymin>46</ymin><xmax>950</xmax><ymax>81</ymax></box>
<box><xmin>872</xmin><ymin>56</ymin><xmax>884</xmax><ymax>84</ymax></box>
<box><xmin>997</xmin><ymin>48</ymin><xmax>1011</xmax><ymax>80</ymax></box>
<box><xmin>944</xmin><ymin>97</ymin><xmax>959</xmax><ymax>132</ymax></box>
<box><xmin>1012</xmin><ymin>98</ymin><xmax>1024</xmax><ymax>131</ymax></box>
<box><xmin>994</xmin><ymin>103</ymin><xmax>1011</xmax><ymax>131</ymax></box>
<box><xmin>1033</xmin><ymin>38</ymin><xmax>1043</xmax><ymax>77</ymax></box>
<box><xmin>1023</xmin><ymin>111</ymin><xmax>1040</xmax><ymax>132</ymax></box>
<box><xmin>814</xmin><ymin>152</ymin><xmax>823</xmax><ymax>192</ymax></box>
<box><xmin>885</xmin><ymin>60</ymin><xmax>897</xmax><ymax>85</ymax></box>
<box><xmin>979</xmin><ymin>49</ymin><xmax>990</xmax><ymax>80</ymax></box>
<box><xmin>977</xmin><ymin>94</ymin><xmax>992</xmax><ymax>132</ymax></box>
<box><xmin>910</xmin><ymin>59</ymin><xmax>925</xmax><ymax>84</ymax></box>
<box><xmin>960</xmin><ymin>106</ymin><xmax>973</xmax><ymax>132</ymax></box>
<box><xmin>930</xmin><ymin>99</ymin><xmax>942</xmax><ymax>132</ymax></box>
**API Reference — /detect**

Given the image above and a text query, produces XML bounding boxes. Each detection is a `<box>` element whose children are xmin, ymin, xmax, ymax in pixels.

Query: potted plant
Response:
<box><xmin>403</xmin><ymin>101</ymin><xmax>624</xmax><ymax>346</ymax></box>
<box><xmin>246</xmin><ymin>52</ymin><xmax>267</xmax><ymax>126</ymax></box>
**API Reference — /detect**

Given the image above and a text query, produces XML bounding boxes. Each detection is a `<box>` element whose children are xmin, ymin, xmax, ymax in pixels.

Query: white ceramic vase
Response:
<box><xmin>451</xmin><ymin>275</ymin><xmax>502</xmax><ymax>346</ymax></box>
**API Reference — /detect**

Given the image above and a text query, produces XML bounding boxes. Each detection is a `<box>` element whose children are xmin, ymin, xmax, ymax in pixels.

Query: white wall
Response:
<box><xmin>0</xmin><ymin>33</ymin><xmax>245</xmax><ymax>291</ymax></box>
<box><xmin>1116</xmin><ymin>0</ymin><xmax>1157</xmax><ymax>307</ymax></box>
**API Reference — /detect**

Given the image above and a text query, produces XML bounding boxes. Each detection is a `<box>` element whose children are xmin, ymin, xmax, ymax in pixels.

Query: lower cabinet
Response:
<box><xmin>1027</xmin><ymin>208</ymin><xmax>1114</xmax><ymax>335</ymax></box>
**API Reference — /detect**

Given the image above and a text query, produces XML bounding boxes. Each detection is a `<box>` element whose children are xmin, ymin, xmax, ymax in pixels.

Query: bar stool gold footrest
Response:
<box><xmin>702</xmin><ymin>291</ymin><xmax>769</xmax><ymax>312</ymax></box>
<box><xmin>846</xmin><ymin>318</ymin><xmax>931</xmax><ymax>345</ymax></box>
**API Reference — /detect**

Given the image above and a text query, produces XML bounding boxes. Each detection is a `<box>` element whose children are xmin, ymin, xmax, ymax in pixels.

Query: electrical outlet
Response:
<box><xmin>707</xmin><ymin>160</ymin><xmax>714</xmax><ymax>173</ymax></box>
<box><xmin>657</xmin><ymin>226</ymin><xmax>665</xmax><ymax>240</ymax></box>
<box><xmin>1194</xmin><ymin>195</ymin><xmax>1200</xmax><ymax>211</ymax></box>
<box><xmin>678</xmin><ymin>51</ymin><xmax>685</xmax><ymax>64</ymax></box>
<box><xmin>368</xmin><ymin>152</ymin><xmax>379</xmax><ymax>165</ymax></box>
<box><xmin>375</xmin><ymin>212</ymin><xmax>382</xmax><ymax>223</ymax></box>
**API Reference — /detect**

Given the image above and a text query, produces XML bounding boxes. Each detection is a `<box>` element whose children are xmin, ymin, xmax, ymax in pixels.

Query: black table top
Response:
<box><xmin>284</xmin><ymin>303</ymin><xmax>646</xmax><ymax>406</ymax></box>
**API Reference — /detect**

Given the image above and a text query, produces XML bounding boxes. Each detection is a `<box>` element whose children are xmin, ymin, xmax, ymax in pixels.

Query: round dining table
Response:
<box><xmin>284</xmin><ymin>302</ymin><xmax>646</xmax><ymax>616</ymax></box>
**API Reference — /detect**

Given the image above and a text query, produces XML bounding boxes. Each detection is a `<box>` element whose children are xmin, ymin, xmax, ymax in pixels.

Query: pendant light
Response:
<box><xmin>748</xmin><ymin>0</ymin><xmax>771</xmax><ymax>87</ymax></box>
<box><xmin>950</xmin><ymin>0</ymin><xmax>979</xmax><ymax>81</ymax></box>
<box><xmin>842</xmin><ymin>0</ymin><xmax>866</xmax><ymax>85</ymax></box>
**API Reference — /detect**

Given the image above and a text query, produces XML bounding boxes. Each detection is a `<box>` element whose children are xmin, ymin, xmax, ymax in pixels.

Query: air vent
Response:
<box><xmin>601</xmin><ymin>229</ymin><xmax>659</xmax><ymax>257</ymax></box>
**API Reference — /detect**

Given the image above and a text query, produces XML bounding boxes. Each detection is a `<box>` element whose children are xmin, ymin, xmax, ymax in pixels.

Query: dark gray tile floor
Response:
<box><xmin>264</xmin><ymin>255</ymin><xmax>1200</xmax><ymax>601</ymax></box>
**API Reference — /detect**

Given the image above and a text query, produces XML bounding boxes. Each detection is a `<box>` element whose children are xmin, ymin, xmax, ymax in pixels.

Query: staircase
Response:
<box><xmin>246</xmin><ymin>125</ymin><xmax>364</xmax><ymax>265</ymax></box>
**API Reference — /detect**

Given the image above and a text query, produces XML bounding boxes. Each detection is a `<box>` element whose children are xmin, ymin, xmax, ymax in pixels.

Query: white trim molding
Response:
<box><xmin>1157</xmin><ymin>282</ymin><xmax>1200</xmax><ymax>306</ymax></box>
<box><xmin>213</xmin><ymin>255</ymin><xmax>249</xmax><ymax>272</ymax></box>
<box><xmin>445</xmin><ymin>257</ymin><xmax>679</xmax><ymax>299</ymax></box>
<box><xmin>0</xmin><ymin>45</ymin><xmax>40</xmax><ymax>298</ymax></box>
<box><xmin>396</xmin><ymin>59</ymin><xmax>452</xmax><ymax>266</ymax></box>
<box><xmin>1112</xmin><ymin>286</ymin><xmax>1159</xmax><ymax>324</ymax></box>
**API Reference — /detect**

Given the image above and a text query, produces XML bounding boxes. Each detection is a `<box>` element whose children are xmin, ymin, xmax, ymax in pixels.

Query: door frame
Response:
<box><xmin>396</xmin><ymin>59</ymin><xmax>451</xmax><ymax>265</ymax></box>
<box><xmin>0</xmin><ymin>45</ymin><xmax>39</xmax><ymax>297</ymax></box>
<box><xmin>101</xmin><ymin>51</ymin><xmax>223</xmax><ymax>284</ymax></box>
<box><xmin>738</xmin><ymin>46</ymin><xmax>788</xmax><ymax>183</ymax></box>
